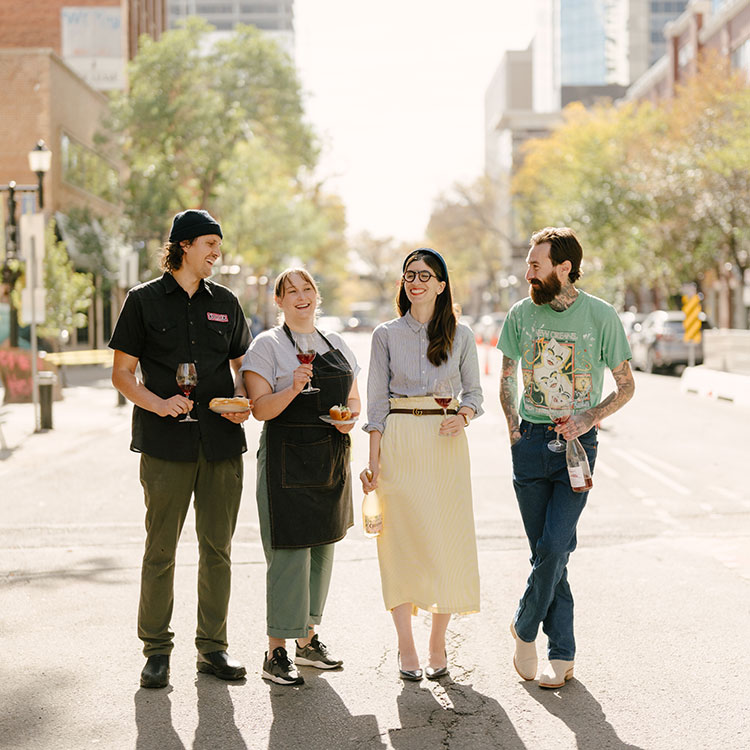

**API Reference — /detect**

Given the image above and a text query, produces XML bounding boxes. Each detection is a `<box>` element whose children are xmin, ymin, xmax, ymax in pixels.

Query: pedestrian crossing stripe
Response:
<box><xmin>681</xmin><ymin>294</ymin><xmax>702</xmax><ymax>343</ymax></box>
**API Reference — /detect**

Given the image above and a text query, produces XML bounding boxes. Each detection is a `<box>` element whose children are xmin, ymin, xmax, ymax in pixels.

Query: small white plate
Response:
<box><xmin>319</xmin><ymin>414</ymin><xmax>358</xmax><ymax>425</ymax></box>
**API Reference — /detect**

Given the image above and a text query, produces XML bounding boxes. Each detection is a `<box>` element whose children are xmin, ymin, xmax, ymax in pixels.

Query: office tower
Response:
<box><xmin>168</xmin><ymin>0</ymin><xmax>294</xmax><ymax>57</ymax></box>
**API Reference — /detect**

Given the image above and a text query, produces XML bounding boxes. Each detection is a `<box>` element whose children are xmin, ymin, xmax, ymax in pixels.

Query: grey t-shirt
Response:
<box><xmin>239</xmin><ymin>326</ymin><xmax>360</xmax><ymax>392</ymax></box>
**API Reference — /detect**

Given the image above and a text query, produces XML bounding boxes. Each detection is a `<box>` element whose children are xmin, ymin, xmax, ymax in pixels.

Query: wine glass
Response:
<box><xmin>547</xmin><ymin>393</ymin><xmax>572</xmax><ymax>453</ymax></box>
<box><xmin>175</xmin><ymin>362</ymin><xmax>198</xmax><ymax>422</ymax></box>
<box><xmin>294</xmin><ymin>332</ymin><xmax>320</xmax><ymax>394</ymax></box>
<box><xmin>432</xmin><ymin>378</ymin><xmax>454</xmax><ymax>436</ymax></box>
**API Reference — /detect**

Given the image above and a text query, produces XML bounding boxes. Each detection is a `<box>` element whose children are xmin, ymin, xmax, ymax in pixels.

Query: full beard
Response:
<box><xmin>529</xmin><ymin>274</ymin><xmax>561</xmax><ymax>306</ymax></box>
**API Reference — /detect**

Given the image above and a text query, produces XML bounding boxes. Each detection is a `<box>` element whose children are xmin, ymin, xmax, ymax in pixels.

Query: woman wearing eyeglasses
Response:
<box><xmin>360</xmin><ymin>248</ymin><xmax>483</xmax><ymax>681</ymax></box>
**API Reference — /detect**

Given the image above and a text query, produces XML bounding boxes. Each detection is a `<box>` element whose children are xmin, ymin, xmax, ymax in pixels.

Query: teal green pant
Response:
<box><xmin>138</xmin><ymin>447</ymin><xmax>243</xmax><ymax>656</ymax></box>
<box><xmin>257</xmin><ymin>429</ymin><xmax>335</xmax><ymax>639</ymax></box>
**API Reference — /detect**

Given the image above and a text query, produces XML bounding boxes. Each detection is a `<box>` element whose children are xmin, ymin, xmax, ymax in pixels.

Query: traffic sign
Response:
<box><xmin>681</xmin><ymin>294</ymin><xmax>702</xmax><ymax>343</ymax></box>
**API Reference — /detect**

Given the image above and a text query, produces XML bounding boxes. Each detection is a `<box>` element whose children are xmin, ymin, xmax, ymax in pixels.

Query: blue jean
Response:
<box><xmin>510</xmin><ymin>420</ymin><xmax>598</xmax><ymax>661</ymax></box>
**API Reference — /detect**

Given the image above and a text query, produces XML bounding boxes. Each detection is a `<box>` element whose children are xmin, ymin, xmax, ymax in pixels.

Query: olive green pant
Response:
<box><xmin>138</xmin><ymin>446</ymin><xmax>243</xmax><ymax>656</ymax></box>
<box><xmin>257</xmin><ymin>429</ymin><xmax>335</xmax><ymax>639</ymax></box>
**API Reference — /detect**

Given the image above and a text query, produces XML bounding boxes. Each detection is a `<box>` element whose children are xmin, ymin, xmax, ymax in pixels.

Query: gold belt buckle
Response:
<box><xmin>413</xmin><ymin>408</ymin><xmax>423</xmax><ymax>416</ymax></box>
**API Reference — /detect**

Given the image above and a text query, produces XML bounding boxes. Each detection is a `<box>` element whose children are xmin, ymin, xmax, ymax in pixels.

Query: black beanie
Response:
<box><xmin>168</xmin><ymin>209</ymin><xmax>223</xmax><ymax>243</ymax></box>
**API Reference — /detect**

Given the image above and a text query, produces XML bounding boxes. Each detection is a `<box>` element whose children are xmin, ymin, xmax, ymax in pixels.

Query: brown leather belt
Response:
<box><xmin>389</xmin><ymin>408</ymin><xmax>457</xmax><ymax>416</ymax></box>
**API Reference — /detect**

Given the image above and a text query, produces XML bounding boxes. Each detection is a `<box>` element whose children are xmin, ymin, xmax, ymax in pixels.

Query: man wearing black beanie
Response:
<box><xmin>109</xmin><ymin>208</ymin><xmax>252</xmax><ymax>689</ymax></box>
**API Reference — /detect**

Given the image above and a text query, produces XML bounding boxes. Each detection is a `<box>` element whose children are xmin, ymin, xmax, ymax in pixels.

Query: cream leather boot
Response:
<box><xmin>510</xmin><ymin>622</ymin><xmax>538</xmax><ymax>681</ymax></box>
<box><xmin>539</xmin><ymin>659</ymin><xmax>575</xmax><ymax>688</ymax></box>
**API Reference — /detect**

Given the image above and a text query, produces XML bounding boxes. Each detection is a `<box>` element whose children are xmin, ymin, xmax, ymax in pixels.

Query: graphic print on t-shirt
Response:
<box><xmin>521</xmin><ymin>330</ymin><xmax>593</xmax><ymax>417</ymax></box>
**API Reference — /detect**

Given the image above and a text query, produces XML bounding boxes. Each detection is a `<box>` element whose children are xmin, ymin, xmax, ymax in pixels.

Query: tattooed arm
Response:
<box><xmin>558</xmin><ymin>359</ymin><xmax>635</xmax><ymax>440</ymax></box>
<box><xmin>500</xmin><ymin>355</ymin><xmax>522</xmax><ymax>446</ymax></box>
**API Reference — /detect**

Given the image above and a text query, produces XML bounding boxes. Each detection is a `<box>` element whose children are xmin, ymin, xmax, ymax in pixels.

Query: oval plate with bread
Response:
<box><xmin>209</xmin><ymin>396</ymin><xmax>252</xmax><ymax>414</ymax></box>
<box><xmin>319</xmin><ymin>414</ymin><xmax>358</xmax><ymax>425</ymax></box>
<box><xmin>320</xmin><ymin>404</ymin><xmax>357</xmax><ymax>425</ymax></box>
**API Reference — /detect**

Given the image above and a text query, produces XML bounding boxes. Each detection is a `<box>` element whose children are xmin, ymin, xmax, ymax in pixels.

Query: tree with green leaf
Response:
<box><xmin>37</xmin><ymin>221</ymin><xmax>94</xmax><ymax>347</ymax></box>
<box><xmin>105</xmin><ymin>19</ymin><xmax>318</xmax><ymax>249</ymax></box>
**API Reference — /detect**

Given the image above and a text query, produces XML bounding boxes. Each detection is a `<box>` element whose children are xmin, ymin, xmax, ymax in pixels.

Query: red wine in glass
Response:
<box><xmin>294</xmin><ymin>333</ymin><xmax>320</xmax><ymax>394</ymax></box>
<box><xmin>547</xmin><ymin>397</ymin><xmax>572</xmax><ymax>452</ymax></box>
<box><xmin>296</xmin><ymin>351</ymin><xmax>316</xmax><ymax>365</ymax></box>
<box><xmin>432</xmin><ymin>378</ymin><xmax>454</xmax><ymax>436</ymax></box>
<box><xmin>176</xmin><ymin>363</ymin><xmax>198</xmax><ymax>422</ymax></box>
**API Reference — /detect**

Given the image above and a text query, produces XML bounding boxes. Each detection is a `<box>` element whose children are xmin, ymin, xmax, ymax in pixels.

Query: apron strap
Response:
<box><xmin>282</xmin><ymin>322</ymin><xmax>337</xmax><ymax>353</ymax></box>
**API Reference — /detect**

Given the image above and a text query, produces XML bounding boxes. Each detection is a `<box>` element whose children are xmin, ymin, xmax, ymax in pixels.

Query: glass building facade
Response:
<box><xmin>649</xmin><ymin>0</ymin><xmax>689</xmax><ymax>65</ymax></box>
<box><xmin>560</xmin><ymin>0</ymin><xmax>608</xmax><ymax>85</ymax></box>
<box><xmin>168</xmin><ymin>1</ymin><xmax>294</xmax><ymax>32</ymax></box>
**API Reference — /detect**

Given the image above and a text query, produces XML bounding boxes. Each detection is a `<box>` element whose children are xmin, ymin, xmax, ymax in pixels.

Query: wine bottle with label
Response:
<box><xmin>566</xmin><ymin>436</ymin><xmax>593</xmax><ymax>493</ymax></box>
<box><xmin>362</xmin><ymin>470</ymin><xmax>383</xmax><ymax>537</ymax></box>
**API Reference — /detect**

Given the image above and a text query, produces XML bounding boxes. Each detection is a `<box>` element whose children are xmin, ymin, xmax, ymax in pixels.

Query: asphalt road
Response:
<box><xmin>0</xmin><ymin>332</ymin><xmax>748</xmax><ymax>749</ymax></box>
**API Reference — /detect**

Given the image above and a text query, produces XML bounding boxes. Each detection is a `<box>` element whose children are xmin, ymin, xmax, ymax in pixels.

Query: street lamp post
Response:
<box><xmin>1</xmin><ymin>141</ymin><xmax>51</xmax><ymax>348</ymax></box>
<box><xmin>28</xmin><ymin>140</ymin><xmax>52</xmax><ymax>211</ymax></box>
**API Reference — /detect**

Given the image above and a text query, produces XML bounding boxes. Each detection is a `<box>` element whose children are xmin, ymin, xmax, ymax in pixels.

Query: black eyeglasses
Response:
<box><xmin>403</xmin><ymin>270</ymin><xmax>438</xmax><ymax>283</ymax></box>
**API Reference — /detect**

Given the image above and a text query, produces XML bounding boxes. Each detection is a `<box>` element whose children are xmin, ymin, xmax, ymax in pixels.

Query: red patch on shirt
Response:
<box><xmin>207</xmin><ymin>312</ymin><xmax>229</xmax><ymax>323</ymax></box>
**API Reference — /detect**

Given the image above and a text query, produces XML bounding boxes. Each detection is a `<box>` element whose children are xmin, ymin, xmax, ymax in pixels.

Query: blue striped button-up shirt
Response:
<box><xmin>363</xmin><ymin>311</ymin><xmax>484</xmax><ymax>433</ymax></box>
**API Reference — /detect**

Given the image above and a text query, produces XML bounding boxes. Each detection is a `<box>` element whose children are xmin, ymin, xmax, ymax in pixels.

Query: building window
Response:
<box><xmin>60</xmin><ymin>133</ymin><xmax>119</xmax><ymax>204</ymax></box>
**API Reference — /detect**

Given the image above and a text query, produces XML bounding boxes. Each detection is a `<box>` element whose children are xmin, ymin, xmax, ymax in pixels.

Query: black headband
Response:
<box><xmin>402</xmin><ymin>247</ymin><xmax>448</xmax><ymax>279</ymax></box>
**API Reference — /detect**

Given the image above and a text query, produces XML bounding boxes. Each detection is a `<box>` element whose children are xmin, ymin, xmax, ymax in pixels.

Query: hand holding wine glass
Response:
<box><xmin>547</xmin><ymin>393</ymin><xmax>572</xmax><ymax>453</ymax></box>
<box><xmin>175</xmin><ymin>362</ymin><xmax>198</xmax><ymax>422</ymax></box>
<box><xmin>432</xmin><ymin>378</ymin><xmax>454</xmax><ymax>436</ymax></box>
<box><xmin>294</xmin><ymin>332</ymin><xmax>320</xmax><ymax>394</ymax></box>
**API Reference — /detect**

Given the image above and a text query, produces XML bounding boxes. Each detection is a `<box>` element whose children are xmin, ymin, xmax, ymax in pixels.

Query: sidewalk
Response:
<box><xmin>0</xmin><ymin>365</ymin><xmax>125</xmax><ymax>464</ymax></box>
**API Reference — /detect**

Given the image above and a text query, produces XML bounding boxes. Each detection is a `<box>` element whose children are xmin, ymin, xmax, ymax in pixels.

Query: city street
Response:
<box><xmin>0</xmin><ymin>332</ymin><xmax>748</xmax><ymax>749</ymax></box>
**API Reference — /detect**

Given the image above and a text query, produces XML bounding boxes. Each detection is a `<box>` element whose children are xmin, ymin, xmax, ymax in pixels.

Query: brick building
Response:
<box><xmin>0</xmin><ymin>0</ymin><xmax>166</xmax><ymax>63</ymax></box>
<box><xmin>0</xmin><ymin>2</ymin><xmax>166</xmax><ymax>347</ymax></box>
<box><xmin>626</xmin><ymin>0</ymin><xmax>750</xmax><ymax>328</ymax></box>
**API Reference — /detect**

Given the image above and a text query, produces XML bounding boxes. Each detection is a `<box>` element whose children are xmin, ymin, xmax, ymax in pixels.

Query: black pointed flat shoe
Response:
<box><xmin>397</xmin><ymin>651</ymin><xmax>422</xmax><ymax>681</ymax></box>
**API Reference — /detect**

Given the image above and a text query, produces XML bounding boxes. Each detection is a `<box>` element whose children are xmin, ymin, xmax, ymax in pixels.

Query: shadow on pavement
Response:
<box><xmin>522</xmin><ymin>679</ymin><xmax>645</xmax><ymax>749</ymax></box>
<box><xmin>2</xmin><ymin>556</ymin><xmax>132</xmax><ymax>588</ymax></box>
<box><xmin>389</xmin><ymin>678</ymin><xmax>527</xmax><ymax>749</ymax></box>
<box><xmin>267</xmin><ymin>669</ymin><xmax>385</xmax><ymax>750</ymax></box>
<box><xmin>193</xmin><ymin>674</ymin><xmax>247</xmax><ymax>749</ymax></box>
<box><xmin>134</xmin><ymin>686</ymin><xmax>186</xmax><ymax>750</ymax></box>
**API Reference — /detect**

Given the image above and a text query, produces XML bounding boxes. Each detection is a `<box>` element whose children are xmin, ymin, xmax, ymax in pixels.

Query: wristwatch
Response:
<box><xmin>460</xmin><ymin>412</ymin><xmax>470</xmax><ymax>427</ymax></box>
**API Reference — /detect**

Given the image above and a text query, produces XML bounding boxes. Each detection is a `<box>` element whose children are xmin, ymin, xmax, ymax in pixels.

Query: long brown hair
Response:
<box><xmin>159</xmin><ymin>239</ymin><xmax>192</xmax><ymax>272</ymax></box>
<box><xmin>397</xmin><ymin>250</ymin><xmax>456</xmax><ymax>366</ymax></box>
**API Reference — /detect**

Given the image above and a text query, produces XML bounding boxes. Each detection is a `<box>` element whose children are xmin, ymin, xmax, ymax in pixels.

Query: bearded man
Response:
<box><xmin>497</xmin><ymin>226</ymin><xmax>635</xmax><ymax>688</ymax></box>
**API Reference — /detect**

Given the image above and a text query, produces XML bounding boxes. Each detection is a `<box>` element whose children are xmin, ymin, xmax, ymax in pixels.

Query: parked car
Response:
<box><xmin>618</xmin><ymin>311</ymin><xmax>647</xmax><ymax>344</ymax></box>
<box><xmin>630</xmin><ymin>310</ymin><xmax>712</xmax><ymax>373</ymax></box>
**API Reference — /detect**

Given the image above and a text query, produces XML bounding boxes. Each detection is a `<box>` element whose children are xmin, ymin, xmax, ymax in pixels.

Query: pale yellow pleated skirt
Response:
<box><xmin>375</xmin><ymin>396</ymin><xmax>480</xmax><ymax>615</ymax></box>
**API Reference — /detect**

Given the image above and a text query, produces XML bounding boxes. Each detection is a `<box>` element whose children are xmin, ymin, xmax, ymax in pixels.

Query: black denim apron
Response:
<box><xmin>265</xmin><ymin>324</ymin><xmax>354</xmax><ymax>549</ymax></box>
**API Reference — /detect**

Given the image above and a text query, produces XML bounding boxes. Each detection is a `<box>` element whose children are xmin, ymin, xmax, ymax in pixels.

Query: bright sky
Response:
<box><xmin>294</xmin><ymin>0</ymin><xmax>535</xmax><ymax>243</ymax></box>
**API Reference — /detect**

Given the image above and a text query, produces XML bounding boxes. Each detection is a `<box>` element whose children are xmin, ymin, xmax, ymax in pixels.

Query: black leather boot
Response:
<box><xmin>140</xmin><ymin>654</ymin><xmax>170</xmax><ymax>688</ymax></box>
<box><xmin>196</xmin><ymin>650</ymin><xmax>246</xmax><ymax>680</ymax></box>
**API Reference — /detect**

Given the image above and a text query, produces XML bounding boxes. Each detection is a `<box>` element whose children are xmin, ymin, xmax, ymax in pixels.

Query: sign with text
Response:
<box><xmin>19</xmin><ymin>213</ymin><xmax>45</xmax><ymax>285</ymax></box>
<box><xmin>61</xmin><ymin>7</ymin><xmax>125</xmax><ymax>90</ymax></box>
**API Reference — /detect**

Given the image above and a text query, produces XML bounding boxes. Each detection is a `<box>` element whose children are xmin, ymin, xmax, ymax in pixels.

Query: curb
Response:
<box><xmin>680</xmin><ymin>365</ymin><xmax>750</xmax><ymax>407</ymax></box>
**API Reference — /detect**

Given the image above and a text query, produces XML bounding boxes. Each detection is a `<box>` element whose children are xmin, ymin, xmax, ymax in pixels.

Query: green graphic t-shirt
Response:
<box><xmin>497</xmin><ymin>291</ymin><xmax>631</xmax><ymax>424</ymax></box>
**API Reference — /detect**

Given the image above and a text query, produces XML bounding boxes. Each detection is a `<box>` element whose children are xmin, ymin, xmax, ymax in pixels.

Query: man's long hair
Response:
<box><xmin>159</xmin><ymin>239</ymin><xmax>190</xmax><ymax>273</ymax></box>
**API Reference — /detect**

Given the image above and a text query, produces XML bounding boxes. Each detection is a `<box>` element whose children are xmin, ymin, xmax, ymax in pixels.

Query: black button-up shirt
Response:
<box><xmin>109</xmin><ymin>272</ymin><xmax>252</xmax><ymax>462</ymax></box>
